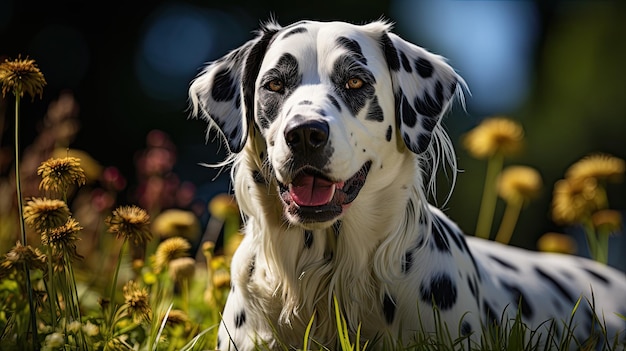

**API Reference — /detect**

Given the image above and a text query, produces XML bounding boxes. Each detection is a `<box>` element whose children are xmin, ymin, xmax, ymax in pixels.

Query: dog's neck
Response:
<box><xmin>232</xmin><ymin>146</ymin><xmax>430</xmax><ymax>338</ymax></box>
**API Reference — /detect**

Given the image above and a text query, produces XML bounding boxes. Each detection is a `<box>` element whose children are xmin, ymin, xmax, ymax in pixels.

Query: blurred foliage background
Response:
<box><xmin>1</xmin><ymin>0</ymin><xmax>624</xmax><ymax>269</ymax></box>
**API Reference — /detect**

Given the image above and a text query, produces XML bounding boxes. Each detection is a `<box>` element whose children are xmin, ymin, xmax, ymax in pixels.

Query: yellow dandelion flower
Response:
<box><xmin>551</xmin><ymin>178</ymin><xmax>602</xmax><ymax>225</ymax></box>
<box><xmin>153</xmin><ymin>237</ymin><xmax>191</xmax><ymax>273</ymax></box>
<box><xmin>565</xmin><ymin>153</ymin><xmax>625</xmax><ymax>184</ymax></box>
<box><xmin>37</xmin><ymin>156</ymin><xmax>87</xmax><ymax>195</ymax></box>
<box><xmin>151</xmin><ymin>209</ymin><xmax>201</xmax><ymax>240</ymax></box>
<box><xmin>537</xmin><ymin>232</ymin><xmax>577</xmax><ymax>255</ymax></box>
<box><xmin>23</xmin><ymin>197</ymin><xmax>71</xmax><ymax>232</ymax></box>
<box><xmin>105</xmin><ymin>205</ymin><xmax>152</xmax><ymax>245</ymax></box>
<box><xmin>123</xmin><ymin>280</ymin><xmax>151</xmax><ymax>322</ymax></box>
<box><xmin>164</xmin><ymin>309</ymin><xmax>190</xmax><ymax>328</ymax></box>
<box><xmin>168</xmin><ymin>257</ymin><xmax>196</xmax><ymax>283</ymax></box>
<box><xmin>497</xmin><ymin>166</ymin><xmax>543</xmax><ymax>204</ymax></box>
<box><xmin>41</xmin><ymin>217</ymin><xmax>82</xmax><ymax>260</ymax></box>
<box><xmin>462</xmin><ymin>117</ymin><xmax>524</xmax><ymax>159</ymax></box>
<box><xmin>213</xmin><ymin>269</ymin><xmax>231</xmax><ymax>289</ymax></box>
<box><xmin>52</xmin><ymin>148</ymin><xmax>103</xmax><ymax>183</ymax></box>
<box><xmin>209</xmin><ymin>193</ymin><xmax>239</xmax><ymax>220</ymax></box>
<box><xmin>0</xmin><ymin>241</ymin><xmax>47</xmax><ymax>273</ymax></box>
<box><xmin>0</xmin><ymin>55</ymin><xmax>47</xmax><ymax>100</ymax></box>
<box><xmin>591</xmin><ymin>209</ymin><xmax>622</xmax><ymax>234</ymax></box>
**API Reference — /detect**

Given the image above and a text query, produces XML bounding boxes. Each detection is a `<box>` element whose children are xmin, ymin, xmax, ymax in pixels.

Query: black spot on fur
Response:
<box><xmin>328</xmin><ymin>94</ymin><xmax>341</xmax><ymax>112</ymax></box>
<box><xmin>420</xmin><ymin>273</ymin><xmax>457</xmax><ymax>310</ymax></box>
<box><xmin>304</xmin><ymin>230</ymin><xmax>313</xmax><ymax>248</ymax></box>
<box><xmin>416</xmin><ymin>133</ymin><xmax>431</xmax><ymax>152</ymax></box>
<box><xmin>383</xmin><ymin>293</ymin><xmax>396</xmax><ymax>324</ymax></box>
<box><xmin>331</xmin><ymin>55</ymin><xmax>376</xmax><ymax>116</ymax></box>
<box><xmin>299</xmin><ymin>100</ymin><xmax>313</xmax><ymax>105</ymax></box>
<box><xmin>502</xmin><ymin>282</ymin><xmax>533</xmax><ymax>319</ymax></box>
<box><xmin>467</xmin><ymin>275</ymin><xmax>477</xmax><ymax>300</ymax></box>
<box><xmin>449</xmin><ymin>79</ymin><xmax>458</xmax><ymax>96</ymax></box>
<box><xmin>583</xmin><ymin>267</ymin><xmax>610</xmax><ymax>284</ymax></box>
<box><xmin>461</xmin><ymin>321</ymin><xmax>472</xmax><ymax>336</ymax></box>
<box><xmin>337</xmin><ymin>36</ymin><xmax>367</xmax><ymax>64</ymax></box>
<box><xmin>447</xmin><ymin>229</ymin><xmax>464</xmax><ymax>253</ymax></box>
<box><xmin>399</xmin><ymin>51</ymin><xmax>412</xmax><ymax>73</ymax></box>
<box><xmin>414</xmin><ymin>83</ymin><xmax>444</xmax><ymax>118</ymax></box>
<box><xmin>234</xmin><ymin>310</ymin><xmax>246</xmax><ymax>328</ymax></box>
<box><xmin>315</xmin><ymin>109</ymin><xmax>327</xmax><ymax>116</ymax></box>
<box><xmin>332</xmin><ymin>220</ymin><xmax>342</xmax><ymax>237</ymax></box>
<box><xmin>252</xmin><ymin>170</ymin><xmax>266</xmax><ymax>184</ymax></box>
<box><xmin>248</xmin><ymin>255</ymin><xmax>256</xmax><ymax>277</ymax></box>
<box><xmin>242</xmin><ymin>29</ymin><xmax>280</xmax><ymax>138</ymax></box>
<box><xmin>431</xmin><ymin>220</ymin><xmax>451</xmax><ymax>254</ymax></box>
<box><xmin>488</xmin><ymin>255</ymin><xmax>519</xmax><ymax>272</ymax></box>
<box><xmin>381</xmin><ymin>33</ymin><xmax>400</xmax><ymax>71</ymax></box>
<box><xmin>402</xmin><ymin>250</ymin><xmax>414</xmax><ymax>274</ymax></box>
<box><xmin>400</xmin><ymin>94</ymin><xmax>417</xmax><ymax>128</ymax></box>
<box><xmin>282</xmin><ymin>26</ymin><xmax>307</xmax><ymax>39</ymax></box>
<box><xmin>535</xmin><ymin>267</ymin><xmax>575</xmax><ymax>303</ymax></box>
<box><xmin>212</xmin><ymin>68</ymin><xmax>237</xmax><ymax>102</ymax></box>
<box><xmin>421</xmin><ymin>115</ymin><xmax>438</xmax><ymax>133</ymax></box>
<box><xmin>457</xmin><ymin>236</ymin><xmax>482</xmax><ymax>282</ymax></box>
<box><xmin>415</xmin><ymin>57</ymin><xmax>434</xmax><ymax>78</ymax></box>
<box><xmin>386</xmin><ymin>125</ymin><xmax>392</xmax><ymax>142</ymax></box>
<box><xmin>257</xmin><ymin>53</ymin><xmax>301</xmax><ymax>125</ymax></box>
<box><xmin>483</xmin><ymin>301</ymin><xmax>499</xmax><ymax>325</ymax></box>
<box><xmin>366</xmin><ymin>96</ymin><xmax>384</xmax><ymax>122</ymax></box>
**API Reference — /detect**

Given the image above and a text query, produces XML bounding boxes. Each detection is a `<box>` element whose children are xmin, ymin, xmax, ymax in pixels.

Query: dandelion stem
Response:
<box><xmin>475</xmin><ymin>152</ymin><xmax>504</xmax><ymax>239</ymax></box>
<box><xmin>596</xmin><ymin>228</ymin><xmax>610</xmax><ymax>265</ymax></box>
<box><xmin>14</xmin><ymin>92</ymin><xmax>39</xmax><ymax>350</ymax></box>
<box><xmin>46</xmin><ymin>245</ymin><xmax>58</xmax><ymax>329</ymax></box>
<box><xmin>582</xmin><ymin>219</ymin><xmax>599</xmax><ymax>262</ymax></box>
<box><xmin>494</xmin><ymin>199</ymin><xmax>523</xmax><ymax>245</ymax></box>
<box><xmin>109</xmin><ymin>240</ymin><xmax>128</xmax><ymax>318</ymax></box>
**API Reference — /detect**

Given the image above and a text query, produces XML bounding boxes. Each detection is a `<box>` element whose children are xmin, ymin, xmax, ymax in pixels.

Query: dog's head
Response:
<box><xmin>190</xmin><ymin>19</ymin><xmax>462</xmax><ymax>229</ymax></box>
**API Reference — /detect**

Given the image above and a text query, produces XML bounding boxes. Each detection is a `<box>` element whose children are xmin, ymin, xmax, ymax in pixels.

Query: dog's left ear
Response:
<box><xmin>189</xmin><ymin>23</ymin><xmax>280</xmax><ymax>154</ymax></box>
<box><xmin>381</xmin><ymin>32</ymin><xmax>462</xmax><ymax>154</ymax></box>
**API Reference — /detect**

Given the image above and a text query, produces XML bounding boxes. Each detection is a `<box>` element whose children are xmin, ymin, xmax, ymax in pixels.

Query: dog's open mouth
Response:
<box><xmin>278</xmin><ymin>161</ymin><xmax>372</xmax><ymax>223</ymax></box>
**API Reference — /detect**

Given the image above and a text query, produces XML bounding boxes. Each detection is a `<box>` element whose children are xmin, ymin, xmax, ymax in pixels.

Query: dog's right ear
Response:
<box><xmin>189</xmin><ymin>23</ymin><xmax>280</xmax><ymax>153</ymax></box>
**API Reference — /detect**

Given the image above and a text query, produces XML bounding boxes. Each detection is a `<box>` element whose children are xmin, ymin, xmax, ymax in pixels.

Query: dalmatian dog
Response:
<box><xmin>188</xmin><ymin>19</ymin><xmax>626</xmax><ymax>350</ymax></box>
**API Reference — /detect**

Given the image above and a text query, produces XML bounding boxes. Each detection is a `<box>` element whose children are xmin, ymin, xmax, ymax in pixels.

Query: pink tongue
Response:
<box><xmin>290</xmin><ymin>174</ymin><xmax>336</xmax><ymax>206</ymax></box>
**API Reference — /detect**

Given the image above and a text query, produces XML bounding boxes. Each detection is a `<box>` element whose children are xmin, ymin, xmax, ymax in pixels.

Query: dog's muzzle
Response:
<box><xmin>278</xmin><ymin>161</ymin><xmax>371</xmax><ymax>224</ymax></box>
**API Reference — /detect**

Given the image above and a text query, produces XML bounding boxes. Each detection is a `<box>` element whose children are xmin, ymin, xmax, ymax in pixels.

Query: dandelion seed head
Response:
<box><xmin>537</xmin><ymin>232</ymin><xmax>577</xmax><ymax>255</ymax></box>
<box><xmin>153</xmin><ymin>237</ymin><xmax>191</xmax><ymax>274</ymax></box>
<box><xmin>551</xmin><ymin>178</ymin><xmax>602</xmax><ymax>225</ymax></box>
<box><xmin>591</xmin><ymin>209</ymin><xmax>622</xmax><ymax>235</ymax></box>
<box><xmin>209</xmin><ymin>193</ymin><xmax>239</xmax><ymax>220</ymax></box>
<box><xmin>0</xmin><ymin>241</ymin><xmax>47</xmax><ymax>273</ymax></box>
<box><xmin>0</xmin><ymin>55</ymin><xmax>47</xmax><ymax>100</ymax></box>
<box><xmin>105</xmin><ymin>205</ymin><xmax>151</xmax><ymax>245</ymax></box>
<box><xmin>123</xmin><ymin>280</ymin><xmax>151</xmax><ymax>322</ymax></box>
<box><xmin>165</xmin><ymin>309</ymin><xmax>190</xmax><ymax>328</ymax></box>
<box><xmin>40</xmin><ymin>217</ymin><xmax>83</xmax><ymax>260</ymax></box>
<box><xmin>37</xmin><ymin>157</ymin><xmax>86</xmax><ymax>195</ymax></box>
<box><xmin>168</xmin><ymin>257</ymin><xmax>196</xmax><ymax>283</ymax></box>
<box><xmin>151</xmin><ymin>209</ymin><xmax>200</xmax><ymax>240</ymax></box>
<box><xmin>566</xmin><ymin>153</ymin><xmax>625</xmax><ymax>183</ymax></box>
<box><xmin>462</xmin><ymin>117</ymin><xmax>524</xmax><ymax>159</ymax></box>
<box><xmin>497</xmin><ymin>166</ymin><xmax>542</xmax><ymax>204</ymax></box>
<box><xmin>23</xmin><ymin>197</ymin><xmax>71</xmax><ymax>232</ymax></box>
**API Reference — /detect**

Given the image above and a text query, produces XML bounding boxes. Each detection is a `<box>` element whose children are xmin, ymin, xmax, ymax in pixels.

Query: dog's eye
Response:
<box><xmin>265</xmin><ymin>79</ymin><xmax>284</xmax><ymax>92</ymax></box>
<box><xmin>345</xmin><ymin>77</ymin><xmax>364</xmax><ymax>90</ymax></box>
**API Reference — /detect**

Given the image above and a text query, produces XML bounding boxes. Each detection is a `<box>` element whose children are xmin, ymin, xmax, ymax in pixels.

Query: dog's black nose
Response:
<box><xmin>284</xmin><ymin>119</ymin><xmax>329</xmax><ymax>152</ymax></box>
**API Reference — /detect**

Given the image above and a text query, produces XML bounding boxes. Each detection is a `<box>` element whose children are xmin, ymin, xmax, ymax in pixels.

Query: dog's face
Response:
<box><xmin>190</xmin><ymin>20</ymin><xmax>461</xmax><ymax>228</ymax></box>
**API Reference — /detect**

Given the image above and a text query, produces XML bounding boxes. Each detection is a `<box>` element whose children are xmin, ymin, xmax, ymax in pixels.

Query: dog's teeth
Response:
<box><xmin>326</xmin><ymin>184</ymin><xmax>336</xmax><ymax>203</ymax></box>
